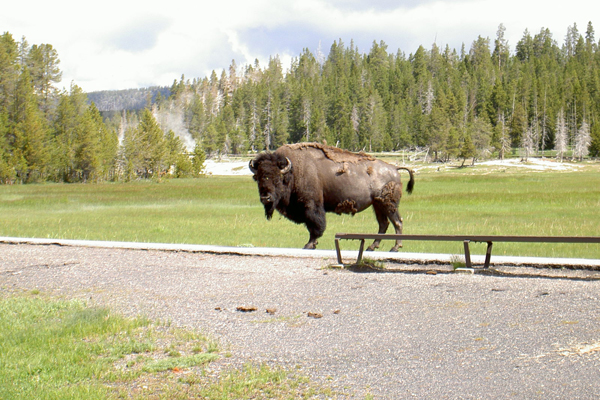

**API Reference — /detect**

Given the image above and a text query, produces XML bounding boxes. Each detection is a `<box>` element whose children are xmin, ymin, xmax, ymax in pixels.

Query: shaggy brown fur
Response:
<box><xmin>284</xmin><ymin>142</ymin><xmax>375</xmax><ymax>163</ymax></box>
<box><xmin>334</xmin><ymin>200</ymin><xmax>358</xmax><ymax>215</ymax></box>
<box><xmin>374</xmin><ymin>181</ymin><xmax>401</xmax><ymax>214</ymax></box>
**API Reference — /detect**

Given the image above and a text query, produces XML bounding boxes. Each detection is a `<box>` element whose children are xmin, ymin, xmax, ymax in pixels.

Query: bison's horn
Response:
<box><xmin>280</xmin><ymin>157</ymin><xmax>292</xmax><ymax>174</ymax></box>
<box><xmin>249</xmin><ymin>159</ymin><xmax>258</xmax><ymax>174</ymax></box>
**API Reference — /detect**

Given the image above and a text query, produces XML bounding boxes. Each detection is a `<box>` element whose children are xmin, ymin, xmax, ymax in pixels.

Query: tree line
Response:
<box><xmin>88</xmin><ymin>87</ymin><xmax>170</xmax><ymax>112</ymax></box>
<box><xmin>161</xmin><ymin>22</ymin><xmax>600</xmax><ymax>162</ymax></box>
<box><xmin>2</xmin><ymin>23</ymin><xmax>600</xmax><ymax>184</ymax></box>
<box><xmin>0</xmin><ymin>33</ymin><xmax>205</xmax><ymax>184</ymax></box>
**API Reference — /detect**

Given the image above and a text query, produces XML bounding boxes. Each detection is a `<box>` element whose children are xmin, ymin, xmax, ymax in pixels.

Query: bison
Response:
<box><xmin>249</xmin><ymin>143</ymin><xmax>414</xmax><ymax>251</ymax></box>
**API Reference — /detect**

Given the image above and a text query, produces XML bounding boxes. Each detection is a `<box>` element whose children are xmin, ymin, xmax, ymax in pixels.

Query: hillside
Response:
<box><xmin>86</xmin><ymin>86</ymin><xmax>170</xmax><ymax>111</ymax></box>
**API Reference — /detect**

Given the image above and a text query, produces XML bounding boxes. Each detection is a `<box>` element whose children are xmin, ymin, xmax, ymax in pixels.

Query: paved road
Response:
<box><xmin>1</xmin><ymin>242</ymin><xmax>599</xmax><ymax>399</ymax></box>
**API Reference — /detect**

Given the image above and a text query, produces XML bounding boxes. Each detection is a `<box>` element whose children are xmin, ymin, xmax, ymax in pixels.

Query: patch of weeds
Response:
<box><xmin>323</xmin><ymin>263</ymin><xmax>344</xmax><ymax>270</ymax></box>
<box><xmin>141</xmin><ymin>352</ymin><xmax>218</xmax><ymax>373</ymax></box>
<box><xmin>200</xmin><ymin>363</ymin><xmax>335</xmax><ymax>399</ymax></box>
<box><xmin>192</xmin><ymin>340</ymin><xmax>217</xmax><ymax>354</ymax></box>
<box><xmin>207</xmin><ymin>341</ymin><xmax>219</xmax><ymax>353</ymax></box>
<box><xmin>450</xmin><ymin>255</ymin><xmax>466</xmax><ymax>270</ymax></box>
<box><xmin>167</xmin><ymin>348</ymin><xmax>181</xmax><ymax>358</ymax></box>
<box><xmin>349</xmin><ymin>257</ymin><xmax>386</xmax><ymax>272</ymax></box>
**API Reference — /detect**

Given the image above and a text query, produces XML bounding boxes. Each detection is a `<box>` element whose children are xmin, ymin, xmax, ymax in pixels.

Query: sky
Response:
<box><xmin>3</xmin><ymin>0</ymin><xmax>599</xmax><ymax>93</ymax></box>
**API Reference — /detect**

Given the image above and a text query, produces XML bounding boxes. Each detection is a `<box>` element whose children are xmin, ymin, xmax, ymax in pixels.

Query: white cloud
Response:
<box><xmin>2</xmin><ymin>0</ymin><xmax>599</xmax><ymax>91</ymax></box>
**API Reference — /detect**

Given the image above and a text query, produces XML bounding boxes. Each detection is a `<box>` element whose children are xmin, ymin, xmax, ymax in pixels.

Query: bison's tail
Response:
<box><xmin>397</xmin><ymin>167</ymin><xmax>415</xmax><ymax>194</ymax></box>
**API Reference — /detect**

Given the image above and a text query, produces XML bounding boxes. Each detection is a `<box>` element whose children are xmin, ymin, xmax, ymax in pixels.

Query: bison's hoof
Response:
<box><xmin>389</xmin><ymin>244</ymin><xmax>402</xmax><ymax>252</ymax></box>
<box><xmin>303</xmin><ymin>243</ymin><xmax>317</xmax><ymax>250</ymax></box>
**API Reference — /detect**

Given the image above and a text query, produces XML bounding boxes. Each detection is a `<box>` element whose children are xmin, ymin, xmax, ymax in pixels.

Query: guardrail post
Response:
<box><xmin>463</xmin><ymin>240</ymin><xmax>472</xmax><ymax>268</ymax></box>
<box><xmin>357</xmin><ymin>239</ymin><xmax>366</xmax><ymax>264</ymax></box>
<box><xmin>484</xmin><ymin>241</ymin><xmax>493</xmax><ymax>269</ymax></box>
<box><xmin>335</xmin><ymin>238</ymin><xmax>343</xmax><ymax>264</ymax></box>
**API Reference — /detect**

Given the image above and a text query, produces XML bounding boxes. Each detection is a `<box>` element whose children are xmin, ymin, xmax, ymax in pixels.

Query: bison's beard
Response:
<box><xmin>263</xmin><ymin>202</ymin><xmax>276</xmax><ymax>220</ymax></box>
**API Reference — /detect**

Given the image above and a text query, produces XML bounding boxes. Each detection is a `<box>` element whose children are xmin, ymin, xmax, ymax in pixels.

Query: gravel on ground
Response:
<box><xmin>2</xmin><ymin>243</ymin><xmax>600</xmax><ymax>399</ymax></box>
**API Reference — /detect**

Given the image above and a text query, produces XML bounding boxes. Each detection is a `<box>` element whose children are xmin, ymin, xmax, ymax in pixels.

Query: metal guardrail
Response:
<box><xmin>334</xmin><ymin>233</ymin><xmax>600</xmax><ymax>268</ymax></box>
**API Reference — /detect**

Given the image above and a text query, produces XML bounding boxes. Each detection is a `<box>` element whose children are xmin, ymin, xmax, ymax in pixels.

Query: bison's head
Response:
<box><xmin>249</xmin><ymin>153</ymin><xmax>292</xmax><ymax>220</ymax></box>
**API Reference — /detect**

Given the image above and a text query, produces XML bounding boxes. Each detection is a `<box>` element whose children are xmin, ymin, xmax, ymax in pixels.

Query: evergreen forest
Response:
<box><xmin>1</xmin><ymin>22</ymin><xmax>600</xmax><ymax>184</ymax></box>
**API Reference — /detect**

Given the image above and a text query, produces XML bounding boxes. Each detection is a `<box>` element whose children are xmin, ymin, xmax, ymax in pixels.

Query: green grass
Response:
<box><xmin>0</xmin><ymin>164</ymin><xmax>599</xmax><ymax>258</ymax></box>
<box><xmin>0</xmin><ymin>292</ymin><xmax>332</xmax><ymax>399</ymax></box>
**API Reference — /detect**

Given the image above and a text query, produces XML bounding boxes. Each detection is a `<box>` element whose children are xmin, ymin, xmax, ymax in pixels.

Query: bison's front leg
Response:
<box><xmin>303</xmin><ymin>205</ymin><xmax>326</xmax><ymax>250</ymax></box>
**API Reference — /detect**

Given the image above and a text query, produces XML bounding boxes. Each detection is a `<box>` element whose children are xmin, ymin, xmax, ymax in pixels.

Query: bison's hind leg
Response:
<box><xmin>366</xmin><ymin>206</ymin><xmax>390</xmax><ymax>251</ymax></box>
<box><xmin>388</xmin><ymin>211</ymin><xmax>404</xmax><ymax>252</ymax></box>
<box><xmin>369</xmin><ymin>181</ymin><xmax>403</xmax><ymax>252</ymax></box>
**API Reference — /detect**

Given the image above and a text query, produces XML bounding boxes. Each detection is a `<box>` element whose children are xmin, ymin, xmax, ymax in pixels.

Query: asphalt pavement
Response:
<box><xmin>1</xmin><ymin>238</ymin><xmax>599</xmax><ymax>399</ymax></box>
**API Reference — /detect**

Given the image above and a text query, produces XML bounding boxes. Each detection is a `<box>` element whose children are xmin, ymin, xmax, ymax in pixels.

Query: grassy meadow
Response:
<box><xmin>0</xmin><ymin>162</ymin><xmax>599</xmax><ymax>259</ymax></box>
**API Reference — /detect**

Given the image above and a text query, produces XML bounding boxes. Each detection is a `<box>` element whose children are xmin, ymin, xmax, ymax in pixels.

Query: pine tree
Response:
<box><xmin>459</xmin><ymin>134</ymin><xmax>476</xmax><ymax>166</ymax></box>
<box><xmin>493</xmin><ymin>23</ymin><xmax>510</xmax><ymax>71</ymax></box>
<box><xmin>469</xmin><ymin>116</ymin><xmax>492</xmax><ymax>162</ymax></box>
<box><xmin>573</xmin><ymin>119</ymin><xmax>591</xmax><ymax>160</ymax></box>
<box><xmin>71</xmin><ymin>103</ymin><xmax>118</xmax><ymax>182</ymax></box>
<box><xmin>202</xmin><ymin>122</ymin><xmax>219</xmax><ymax>156</ymax></box>
<box><xmin>0</xmin><ymin>33</ymin><xmax>18</xmax><ymax>113</ymax></box>
<box><xmin>272</xmin><ymin>106</ymin><xmax>289</xmax><ymax>148</ymax></box>
<box><xmin>11</xmin><ymin>68</ymin><xmax>50</xmax><ymax>182</ymax></box>
<box><xmin>248</xmin><ymin>97</ymin><xmax>261</xmax><ymax>151</ymax></box>
<box><xmin>516</xmin><ymin>29</ymin><xmax>534</xmax><ymax>61</ymax></box>
<box><xmin>88</xmin><ymin>103</ymin><xmax>118</xmax><ymax>180</ymax></box>
<box><xmin>494</xmin><ymin>113</ymin><xmax>511</xmax><ymax>160</ymax></box>
<box><xmin>0</xmin><ymin>112</ymin><xmax>15</xmax><ymax>182</ymax></box>
<box><xmin>191</xmin><ymin>143</ymin><xmax>206</xmax><ymax>176</ymax></box>
<box><xmin>445</xmin><ymin>128</ymin><xmax>461</xmax><ymax>161</ymax></box>
<box><xmin>27</xmin><ymin>44</ymin><xmax>62</xmax><ymax>118</ymax></box>
<box><xmin>423</xmin><ymin>102</ymin><xmax>450</xmax><ymax>161</ymax></box>
<box><xmin>563</xmin><ymin>23</ymin><xmax>579</xmax><ymax>58</ymax></box>
<box><xmin>520</xmin><ymin>125</ymin><xmax>536</xmax><ymax>161</ymax></box>
<box><xmin>554</xmin><ymin>109</ymin><xmax>568</xmax><ymax>161</ymax></box>
<box><xmin>52</xmin><ymin>83</ymin><xmax>88</xmax><ymax>181</ymax></box>
<box><xmin>262</xmin><ymin>91</ymin><xmax>273</xmax><ymax>150</ymax></box>
<box><xmin>165</xmin><ymin>129</ymin><xmax>192</xmax><ymax>177</ymax></box>
<box><xmin>122</xmin><ymin>109</ymin><xmax>167</xmax><ymax>179</ymax></box>
<box><xmin>589</xmin><ymin>123</ymin><xmax>600</xmax><ymax>157</ymax></box>
<box><xmin>73</xmin><ymin>108</ymin><xmax>101</xmax><ymax>181</ymax></box>
<box><xmin>188</xmin><ymin>95</ymin><xmax>207</xmax><ymax>142</ymax></box>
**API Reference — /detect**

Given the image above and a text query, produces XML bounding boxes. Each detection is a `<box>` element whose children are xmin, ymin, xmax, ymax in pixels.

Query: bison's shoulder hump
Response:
<box><xmin>283</xmin><ymin>142</ymin><xmax>375</xmax><ymax>163</ymax></box>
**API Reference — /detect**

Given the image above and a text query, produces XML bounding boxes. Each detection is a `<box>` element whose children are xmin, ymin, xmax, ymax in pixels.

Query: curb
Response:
<box><xmin>1</xmin><ymin>236</ymin><xmax>599</xmax><ymax>268</ymax></box>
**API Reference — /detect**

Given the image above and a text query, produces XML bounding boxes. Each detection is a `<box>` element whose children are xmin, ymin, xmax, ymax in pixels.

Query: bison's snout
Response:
<box><xmin>260</xmin><ymin>195</ymin><xmax>272</xmax><ymax>204</ymax></box>
<box><xmin>261</xmin><ymin>194</ymin><xmax>276</xmax><ymax>220</ymax></box>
